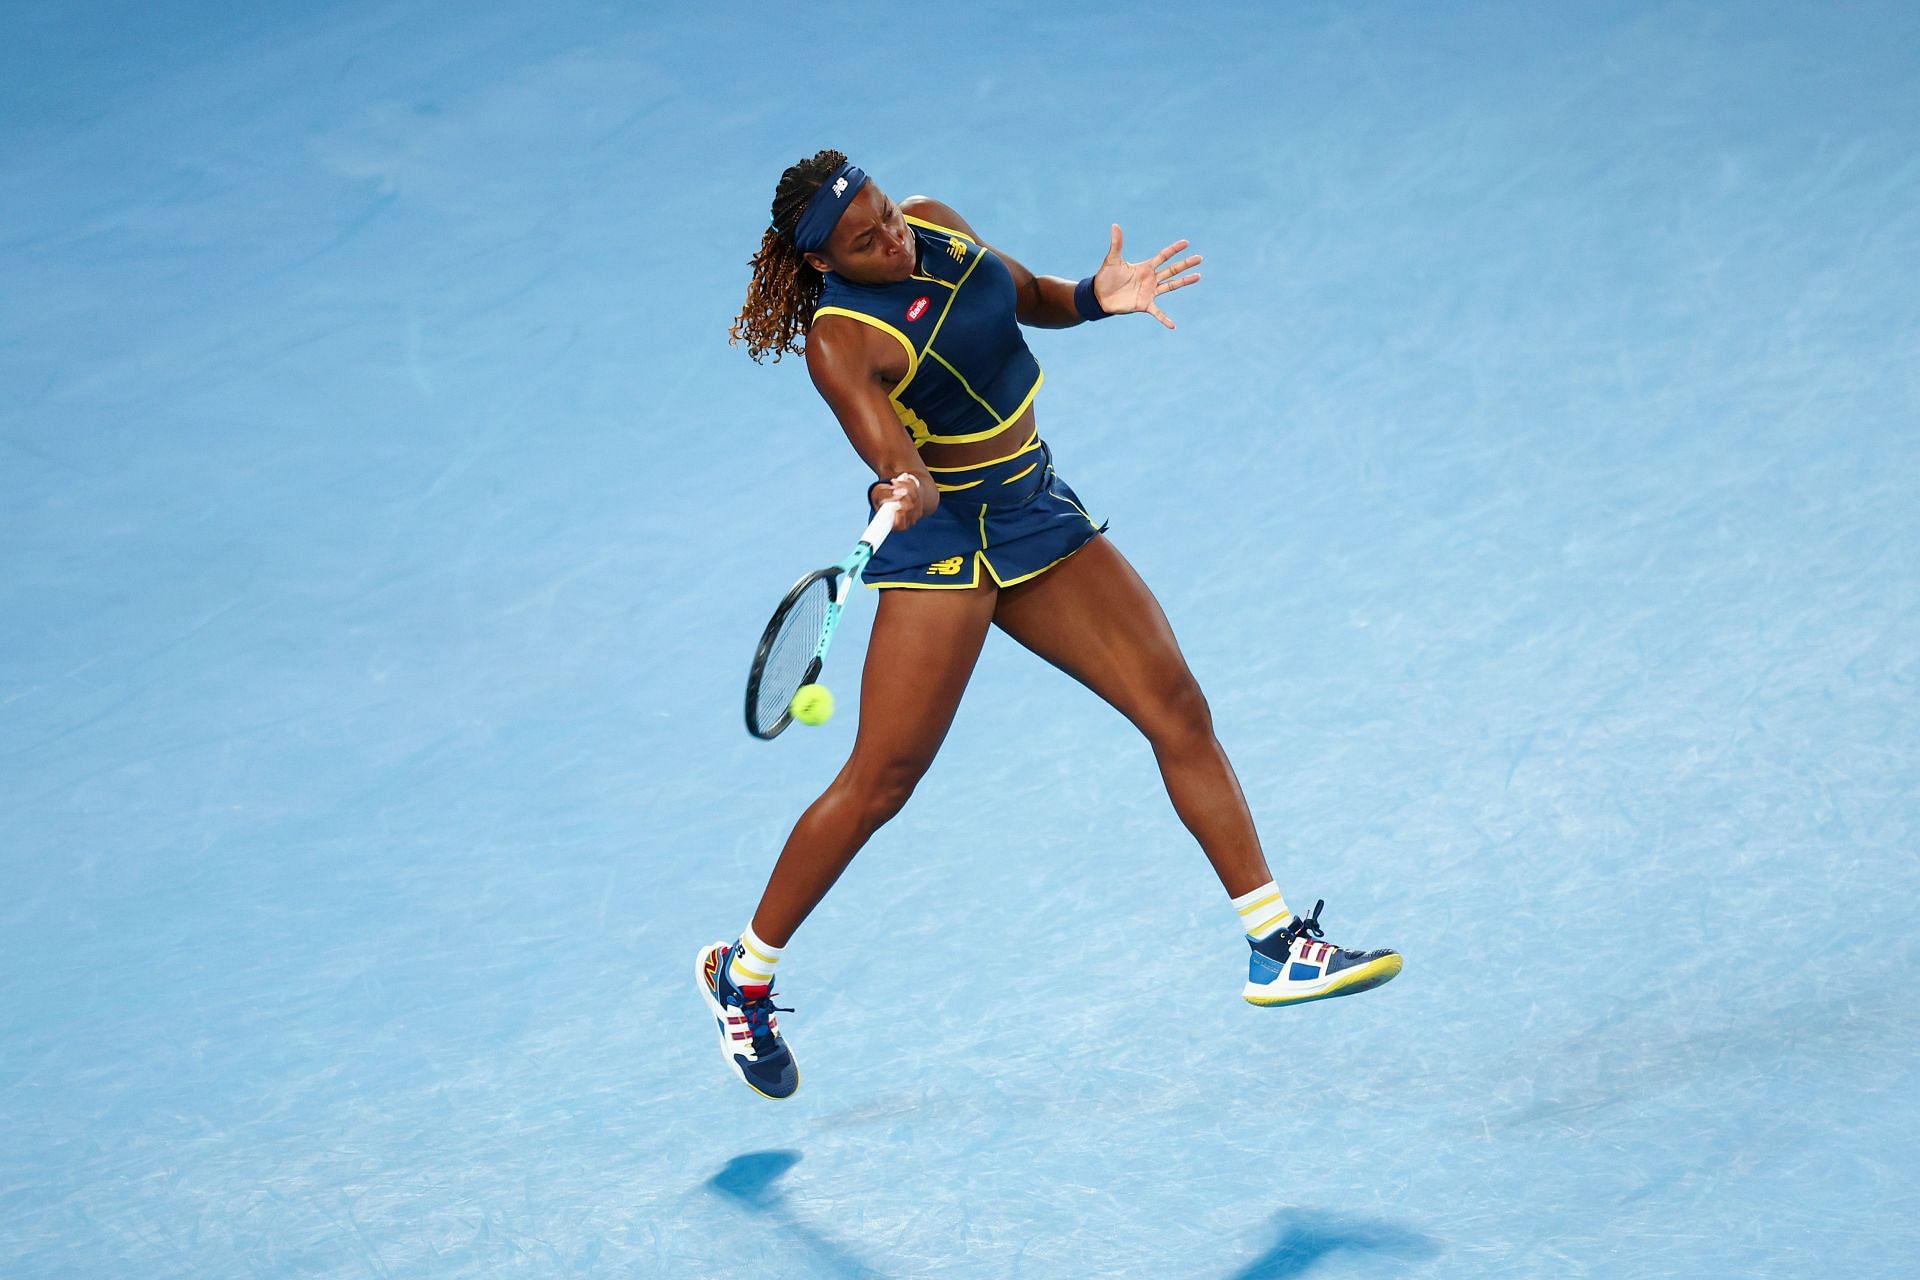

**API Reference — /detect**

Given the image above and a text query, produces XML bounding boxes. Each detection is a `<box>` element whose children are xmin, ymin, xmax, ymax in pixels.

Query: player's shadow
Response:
<box><xmin>705</xmin><ymin>1150</ymin><xmax>889</xmax><ymax>1279</ymax></box>
<box><xmin>1225</xmin><ymin>1208</ymin><xmax>1440</xmax><ymax>1279</ymax></box>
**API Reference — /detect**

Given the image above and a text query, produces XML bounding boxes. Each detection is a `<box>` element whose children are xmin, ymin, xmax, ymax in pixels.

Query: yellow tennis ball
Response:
<box><xmin>790</xmin><ymin>683</ymin><xmax>835</xmax><ymax>726</ymax></box>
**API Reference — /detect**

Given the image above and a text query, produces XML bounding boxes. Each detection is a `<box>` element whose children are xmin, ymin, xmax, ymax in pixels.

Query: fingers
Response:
<box><xmin>1154</xmin><ymin>253</ymin><xmax>1202</xmax><ymax>281</ymax></box>
<box><xmin>1147</xmin><ymin>238</ymin><xmax>1192</xmax><ymax>269</ymax></box>
<box><xmin>891</xmin><ymin>472</ymin><xmax>923</xmax><ymax>528</ymax></box>
<box><xmin>1094</xmin><ymin>226</ymin><xmax>1200</xmax><ymax>325</ymax></box>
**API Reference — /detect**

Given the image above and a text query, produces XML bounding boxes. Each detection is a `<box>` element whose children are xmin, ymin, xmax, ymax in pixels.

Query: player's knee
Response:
<box><xmin>850</xmin><ymin>754</ymin><xmax>929</xmax><ymax>828</ymax></box>
<box><xmin>1143</xmin><ymin>675</ymin><xmax>1213</xmax><ymax>748</ymax></box>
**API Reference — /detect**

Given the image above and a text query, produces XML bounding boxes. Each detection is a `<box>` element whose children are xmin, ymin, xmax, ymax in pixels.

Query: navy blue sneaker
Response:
<box><xmin>696</xmin><ymin>940</ymin><xmax>800</xmax><ymax>1100</ymax></box>
<box><xmin>1243</xmin><ymin>900</ymin><xmax>1402</xmax><ymax>1007</ymax></box>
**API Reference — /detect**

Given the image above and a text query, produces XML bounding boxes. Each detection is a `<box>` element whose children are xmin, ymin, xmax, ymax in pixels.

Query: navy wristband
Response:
<box><xmin>1074</xmin><ymin>275</ymin><xmax>1110</xmax><ymax>322</ymax></box>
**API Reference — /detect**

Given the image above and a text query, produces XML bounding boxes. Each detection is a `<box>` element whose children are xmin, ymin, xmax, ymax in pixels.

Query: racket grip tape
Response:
<box><xmin>860</xmin><ymin>502</ymin><xmax>901</xmax><ymax>553</ymax></box>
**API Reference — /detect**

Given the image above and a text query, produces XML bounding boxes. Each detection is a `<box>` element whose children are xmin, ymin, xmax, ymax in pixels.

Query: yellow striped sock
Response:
<box><xmin>1231</xmin><ymin>881</ymin><xmax>1294</xmax><ymax>942</ymax></box>
<box><xmin>727</xmin><ymin>925</ymin><xmax>782</xmax><ymax>989</ymax></box>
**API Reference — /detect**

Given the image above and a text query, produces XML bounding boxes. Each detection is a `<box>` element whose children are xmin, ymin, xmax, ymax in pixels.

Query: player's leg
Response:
<box><xmin>701</xmin><ymin>581</ymin><xmax>998</xmax><ymax>1098</ymax></box>
<box><xmin>992</xmin><ymin>537</ymin><xmax>1400</xmax><ymax>1007</ymax></box>
<box><xmin>992</xmin><ymin>536</ymin><xmax>1269</xmax><ymax>895</ymax></box>
<box><xmin>748</xmin><ymin>581</ymin><xmax>999</xmax><ymax>945</ymax></box>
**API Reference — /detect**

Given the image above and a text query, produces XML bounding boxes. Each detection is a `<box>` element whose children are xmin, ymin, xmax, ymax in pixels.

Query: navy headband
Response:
<box><xmin>790</xmin><ymin>162</ymin><xmax>869</xmax><ymax>253</ymax></box>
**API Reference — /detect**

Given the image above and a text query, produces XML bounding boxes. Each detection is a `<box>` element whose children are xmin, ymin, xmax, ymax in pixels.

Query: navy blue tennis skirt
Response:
<box><xmin>865</xmin><ymin>436</ymin><xmax>1107</xmax><ymax>590</ymax></box>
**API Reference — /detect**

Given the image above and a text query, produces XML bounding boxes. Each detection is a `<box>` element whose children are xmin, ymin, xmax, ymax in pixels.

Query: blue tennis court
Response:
<box><xmin>4</xmin><ymin>2</ymin><xmax>1916</xmax><ymax>1275</ymax></box>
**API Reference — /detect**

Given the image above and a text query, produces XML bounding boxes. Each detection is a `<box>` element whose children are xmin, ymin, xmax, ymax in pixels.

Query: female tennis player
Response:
<box><xmin>699</xmin><ymin>150</ymin><xmax>1400</xmax><ymax>1099</ymax></box>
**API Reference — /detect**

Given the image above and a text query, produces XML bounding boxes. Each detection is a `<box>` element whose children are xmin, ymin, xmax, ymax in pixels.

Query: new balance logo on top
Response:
<box><xmin>832</xmin><ymin>176</ymin><xmax>849</xmax><ymax>198</ymax></box>
<box><xmin>946</xmin><ymin>236</ymin><xmax>966</xmax><ymax>261</ymax></box>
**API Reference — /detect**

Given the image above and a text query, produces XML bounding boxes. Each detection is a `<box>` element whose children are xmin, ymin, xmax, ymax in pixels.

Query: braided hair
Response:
<box><xmin>729</xmin><ymin>149</ymin><xmax>849</xmax><ymax>364</ymax></box>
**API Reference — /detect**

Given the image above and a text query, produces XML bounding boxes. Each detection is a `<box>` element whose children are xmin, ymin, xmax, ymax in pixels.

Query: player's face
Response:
<box><xmin>811</xmin><ymin>183</ymin><xmax>915</xmax><ymax>283</ymax></box>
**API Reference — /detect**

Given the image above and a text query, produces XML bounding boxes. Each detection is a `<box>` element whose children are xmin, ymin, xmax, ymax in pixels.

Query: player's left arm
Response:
<box><xmin>901</xmin><ymin>195</ymin><xmax>1203</xmax><ymax>331</ymax></box>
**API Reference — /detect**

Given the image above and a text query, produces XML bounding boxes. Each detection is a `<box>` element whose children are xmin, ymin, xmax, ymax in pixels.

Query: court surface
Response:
<box><xmin>4</xmin><ymin>2</ymin><xmax>1917</xmax><ymax>1276</ymax></box>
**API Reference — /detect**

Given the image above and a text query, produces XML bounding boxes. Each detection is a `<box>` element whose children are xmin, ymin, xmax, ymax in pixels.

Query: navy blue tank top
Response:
<box><xmin>813</xmin><ymin>215</ymin><xmax>1043</xmax><ymax>448</ymax></box>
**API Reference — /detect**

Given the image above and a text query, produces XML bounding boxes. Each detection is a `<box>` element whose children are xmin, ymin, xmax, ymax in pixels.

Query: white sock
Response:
<box><xmin>1232</xmin><ymin>881</ymin><xmax>1294</xmax><ymax>942</ymax></box>
<box><xmin>728</xmin><ymin>925</ymin><xmax>782</xmax><ymax>990</ymax></box>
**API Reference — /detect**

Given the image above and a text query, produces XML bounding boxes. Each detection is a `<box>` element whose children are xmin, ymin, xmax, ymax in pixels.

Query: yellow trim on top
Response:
<box><xmin>921</xmin><ymin>352</ymin><xmax>1045</xmax><ymax>447</ymax></box>
<box><xmin>892</xmin><ymin>250</ymin><xmax>983</xmax><ymax>404</ymax></box>
<box><xmin>894</xmin><ymin>402</ymin><xmax>934</xmax><ymax>445</ymax></box>
<box><xmin>812</xmin><ymin>306</ymin><xmax>917</xmax><ymax>388</ymax></box>
<box><xmin>929</xmin><ymin>349</ymin><xmax>1010</xmax><ymax>427</ymax></box>
<box><xmin>811</xmin><ymin>303</ymin><xmax>962</xmax><ymax>449</ymax></box>
<box><xmin>935</xmin><ymin>477</ymin><xmax>985</xmax><ymax>493</ymax></box>
<box><xmin>1001</xmin><ymin>462</ymin><xmax>1038</xmax><ymax>485</ymax></box>
<box><xmin>908</xmin><ymin>367</ymin><xmax>1046</xmax><ymax>447</ymax></box>
<box><xmin>993</xmin><ymin>369</ymin><xmax>1045</xmax><ymax>437</ymax></box>
<box><xmin>903</xmin><ymin>213</ymin><xmax>974</xmax><ymax>243</ymax></box>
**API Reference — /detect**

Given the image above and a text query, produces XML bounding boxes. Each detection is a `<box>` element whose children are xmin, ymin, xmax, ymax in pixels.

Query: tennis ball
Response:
<box><xmin>790</xmin><ymin>683</ymin><xmax>835</xmax><ymax>726</ymax></box>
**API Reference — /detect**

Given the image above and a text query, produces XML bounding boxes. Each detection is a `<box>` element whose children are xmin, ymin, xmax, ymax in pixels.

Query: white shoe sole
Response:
<box><xmin>1244</xmin><ymin>952</ymin><xmax>1403</xmax><ymax>1007</ymax></box>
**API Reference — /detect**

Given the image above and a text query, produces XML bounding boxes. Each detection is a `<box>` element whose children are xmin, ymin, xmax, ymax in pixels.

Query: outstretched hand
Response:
<box><xmin>1092</xmin><ymin>226</ymin><xmax>1203</xmax><ymax>329</ymax></box>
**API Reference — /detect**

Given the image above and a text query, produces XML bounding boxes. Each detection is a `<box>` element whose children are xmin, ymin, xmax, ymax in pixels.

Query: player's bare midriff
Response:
<box><xmin>917</xmin><ymin>403</ymin><xmax>1039</xmax><ymax>473</ymax></box>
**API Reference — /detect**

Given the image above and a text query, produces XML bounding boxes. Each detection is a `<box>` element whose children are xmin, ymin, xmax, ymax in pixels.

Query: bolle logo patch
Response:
<box><xmin>906</xmin><ymin>296</ymin><xmax>930</xmax><ymax>322</ymax></box>
<box><xmin>832</xmin><ymin>176</ymin><xmax>849</xmax><ymax>198</ymax></box>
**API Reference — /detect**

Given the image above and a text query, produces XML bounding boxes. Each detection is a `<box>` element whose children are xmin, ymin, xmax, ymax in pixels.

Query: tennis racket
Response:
<box><xmin>744</xmin><ymin>500</ymin><xmax>902</xmax><ymax>739</ymax></box>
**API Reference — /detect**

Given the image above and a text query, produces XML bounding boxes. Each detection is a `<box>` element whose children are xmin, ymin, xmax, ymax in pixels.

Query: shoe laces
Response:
<box><xmin>1281</xmin><ymin>899</ymin><xmax>1327</xmax><ymax>951</ymax></box>
<box><xmin>737</xmin><ymin>988</ymin><xmax>793</xmax><ymax>1052</ymax></box>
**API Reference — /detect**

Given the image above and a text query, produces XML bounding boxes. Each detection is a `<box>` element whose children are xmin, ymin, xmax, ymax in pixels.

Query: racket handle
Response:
<box><xmin>860</xmin><ymin>501</ymin><xmax>901</xmax><ymax>552</ymax></box>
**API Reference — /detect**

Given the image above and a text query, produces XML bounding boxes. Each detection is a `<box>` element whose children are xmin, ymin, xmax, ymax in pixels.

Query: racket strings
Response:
<box><xmin>753</xmin><ymin>576</ymin><xmax>831</xmax><ymax>732</ymax></box>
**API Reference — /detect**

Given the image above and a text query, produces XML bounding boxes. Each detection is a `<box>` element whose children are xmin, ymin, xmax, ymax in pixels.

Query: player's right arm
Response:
<box><xmin>805</xmin><ymin>315</ymin><xmax>937</xmax><ymax>530</ymax></box>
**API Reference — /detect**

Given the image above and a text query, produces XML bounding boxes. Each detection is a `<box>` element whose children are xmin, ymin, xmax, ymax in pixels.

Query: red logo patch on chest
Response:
<box><xmin>906</xmin><ymin>296</ymin><xmax>931</xmax><ymax>322</ymax></box>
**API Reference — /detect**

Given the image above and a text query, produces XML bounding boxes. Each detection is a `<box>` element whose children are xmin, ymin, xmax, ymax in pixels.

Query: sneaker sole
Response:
<box><xmin>695</xmin><ymin>942</ymin><xmax>800</xmax><ymax>1101</ymax></box>
<box><xmin>1244</xmin><ymin>952</ymin><xmax>1403</xmax><ymax>1007</ymax></box>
